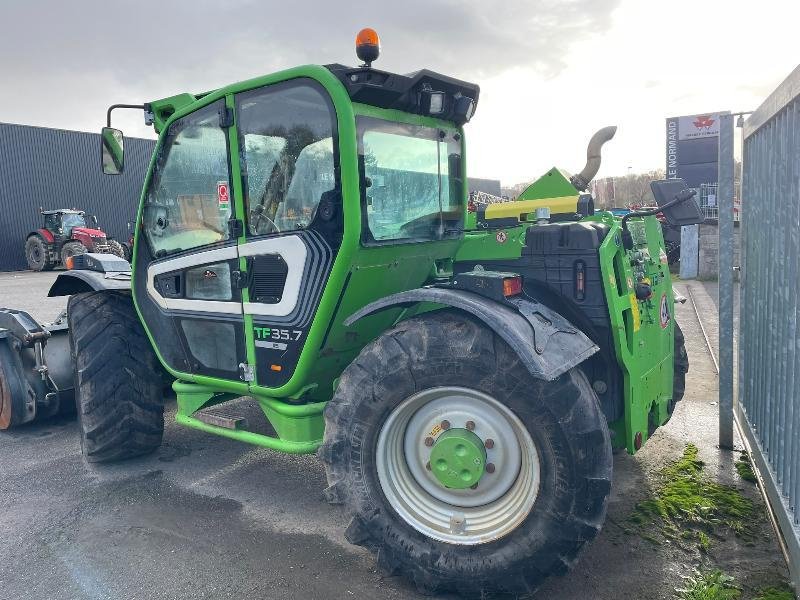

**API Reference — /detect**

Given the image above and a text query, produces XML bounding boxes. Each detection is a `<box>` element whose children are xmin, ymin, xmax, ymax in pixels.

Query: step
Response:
<box><xmin>194</xmin><ymin>409</ymin><xmax>248</xmax><ymax>430</ymax></box>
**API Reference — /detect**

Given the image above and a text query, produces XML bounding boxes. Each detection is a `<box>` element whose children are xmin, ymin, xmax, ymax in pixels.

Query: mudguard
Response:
<box><xmin>48</xmin><ymin>253</ymin><xmax>131</xmax><ymax>297</ymax></box>
<box><xmin>344</xmin><ymin>287</ymin><xmax>599</xmax><ymax>381</ymax></box>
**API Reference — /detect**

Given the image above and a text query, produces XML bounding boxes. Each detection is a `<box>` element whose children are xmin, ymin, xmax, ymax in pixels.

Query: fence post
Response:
<box><xmin>718</xmin><ymin>113</ymin><xmax>735</xmax><ymax>450</ymax></box>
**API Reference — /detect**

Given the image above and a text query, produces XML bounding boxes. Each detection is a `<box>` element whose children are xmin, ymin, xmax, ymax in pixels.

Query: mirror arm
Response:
<box><xmin>620</xmin><ymin>189</ymin><xmax>697</xmax><ymax>249</ymax></box>
<box><xmin>106</xmin><ymin>103</ymin><xmax>146</xmax><ymax>128</ymax></box>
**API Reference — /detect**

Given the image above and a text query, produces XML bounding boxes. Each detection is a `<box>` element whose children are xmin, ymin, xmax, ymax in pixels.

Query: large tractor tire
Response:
<box><xmin>319</xmin><ymin>311</ymin><xmax>613</xmax><ymax>598</ymax></box>
<box><xmin>68</xmin><ymin>291</ymin><xmax>164</xmax><ymax>462</ymax></box>
<box><xmin>25</xmin><ymin>235</ymin><xmax>54</xmax><ymax>271</ymax></box>
<box><xmin>60</xmin><ymin>241</ymin><xmax>86</xmax><ymax>265</ymax></box>
<box><xmin>106</xmin><ymin>239</ymin><xmax>126</xmax><ymax>259</ymax></box>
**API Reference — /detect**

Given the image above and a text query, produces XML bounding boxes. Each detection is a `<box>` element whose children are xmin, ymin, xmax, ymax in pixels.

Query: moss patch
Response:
<box><xmin>677</xmin><ymin>569</ymin><xmax>740</xmax><ymax>600</ymax></box>
<box><xmin>628</xmin><ymin>444</ymin><xmax>757</xmax><ymax>546</ymax></box>
<box><xmin>754</xmin><ymin>584</ymin><xmax>797</xmax><ymax>600</ymax></box>
<box><xmin>735</xmin><ymin>451</ymin><xmax>757</xmax><ymax>484</ymax></box>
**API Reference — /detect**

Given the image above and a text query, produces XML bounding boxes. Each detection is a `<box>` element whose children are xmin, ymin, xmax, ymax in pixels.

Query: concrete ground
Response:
<box><xmin>0</xmin><ymin>272</ymin><xmax>790</xmax><ymax>599</ymax></box>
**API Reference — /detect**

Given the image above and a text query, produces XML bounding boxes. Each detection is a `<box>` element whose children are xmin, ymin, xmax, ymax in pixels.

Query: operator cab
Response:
<box><xmin>97</xmin><ymin>29</ymin><xmax>481</xmax><ymax>393</ymax></box>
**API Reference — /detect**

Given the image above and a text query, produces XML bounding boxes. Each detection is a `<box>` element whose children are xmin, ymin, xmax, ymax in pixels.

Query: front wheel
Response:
<box><xmin>68</xmin><ymin>291</ymin><xmax>164</xmax><ymax>462</ymax></box>
<box><xmin>319</xmin><ymin>311</ymin><xmax>612</xmax><ymax>597</ymax></box>
<box><xmin>60</xmin><ymin>241</ymin><xmax>86</xmax><ymax>265</ymax></box>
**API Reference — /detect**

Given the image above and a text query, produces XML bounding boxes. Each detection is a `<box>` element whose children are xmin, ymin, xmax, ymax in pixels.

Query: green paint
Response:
<box><xmin>676</xmin><ymin>570</ymin><xmax>740</xmax><ymax>600</ymax></box>
<box><xmin>173</xmin><ymin>381</ymin><xmax>324</xmax><ymax>454</ymax></box>
<box><xmin>595</xmin><ymin>212</ymin><xmax>676</xmax><ymax>453</ymax></box>
<box><xmin>517</xmin><ymin>167</ymin><xmax>578</xmax><ymax>200</ymax></box>
<box><xmin>429</xmin><ymin>429</ymin><xmax>486</xmax><ymax>489</ymax></box>
<box><xmin>628</xmin><ymin>444</ymin><xmax>757</xmax><ymax>545</ymax></box>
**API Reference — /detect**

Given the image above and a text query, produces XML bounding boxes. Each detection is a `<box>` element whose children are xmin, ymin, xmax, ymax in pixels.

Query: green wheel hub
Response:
<box><xmin>429</xmin><ymin>428</ymin><xmax>487</xmax><ymax>489</ymax></box>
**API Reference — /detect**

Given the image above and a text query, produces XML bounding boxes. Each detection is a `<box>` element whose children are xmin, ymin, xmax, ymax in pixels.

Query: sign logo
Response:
<box><xmin>693</xmin><ymin>115</ymin><xmax>715</xmax><ymax>130</ymax></box>
<box><xmin>495</xmin><ymin>230</ymin><xmax>508</xmax><ymax>244</ymax></box>
<box><xmin>217</xmin><ymin>181</ymin><xmax>230</xmax><ymax>206</ymax></box>
<box><xmin>660</xmin><ymin>293</ymin><xmax>671</xmax><ymax>329</ymax></box>
<box><xmin>677</xmin><ymin>113</ymin><xmax>721</xmax><ymax>140</ymax></box>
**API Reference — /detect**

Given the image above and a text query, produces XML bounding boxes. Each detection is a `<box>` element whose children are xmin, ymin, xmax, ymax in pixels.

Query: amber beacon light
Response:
<box><xmin>356</xmin><ymin>28</ymin><xmax>380</xmax><ymax>67</ymax></box>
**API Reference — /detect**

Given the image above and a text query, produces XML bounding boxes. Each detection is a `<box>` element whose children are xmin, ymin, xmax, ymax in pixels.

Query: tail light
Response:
<box><xmin>503</xmin><ymin>276</ymin><xmax>522</xmax><ymax>297</ymax></box>
<box><xmin>467</xmin><ymin>199</ymin><xmax>477</xmax><ymax>213</ymax></box>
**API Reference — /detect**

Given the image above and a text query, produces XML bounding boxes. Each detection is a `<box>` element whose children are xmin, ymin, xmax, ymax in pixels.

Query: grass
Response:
<box><xmin>629</xmin><ymin>444</ymin><xmax>757</xmax><ymax>546</ymax></box>
<box><xmin>735</xmin><ymin>451</ymin><xmax>757</xmax><ymax>484</ymax></box>
<box><xmin>675</xmin><ymin>569</ymin><xmax>796</xmax><ymax>600</ymax></box>
<box><xmin>676</xmin><ymin>569</ymin><xmax>740</xmax><ymax>600</ymax></box>
<box><xmin>754</xmin><ymin>585</ymin><xmax>797</xmax><ymax>600</ymax></box>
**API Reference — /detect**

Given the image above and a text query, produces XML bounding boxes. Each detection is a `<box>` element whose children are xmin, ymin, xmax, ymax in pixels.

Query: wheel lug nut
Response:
<box><xmin>484</xmin><ymin>439</ymin><xmax>495</xmax><ymax>449</ymax></box>
<box><xmin>486</xmin><ymin>463</ymin><xmax>496</xmax><ymax>473</ymax></box>
<box><xmin>465</xmin><ymin>420</ymin><xmax>475</xmax><ymax>431</ymax></box>
<box><xmin>424</xmin><ymin>437</ymin><xmax>434</xmax><ymax>447</ymax></box>
<box><xmin>441</xmin><ymin>420</ymin><xmax>451</xmax><ymax>430</ymax></box>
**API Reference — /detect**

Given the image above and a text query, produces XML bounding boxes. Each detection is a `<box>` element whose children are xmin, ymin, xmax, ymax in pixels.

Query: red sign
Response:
<box><xmin>217</xmin><ymin>181</ymin><xmax>230</xmax><ymax>206</ymax></box>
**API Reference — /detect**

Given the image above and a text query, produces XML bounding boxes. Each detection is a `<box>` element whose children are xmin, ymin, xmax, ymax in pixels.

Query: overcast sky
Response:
<box><xmin>2</xmin><ymin>0</ymin><xmax>797</xmax><ymax>186</ymax></box>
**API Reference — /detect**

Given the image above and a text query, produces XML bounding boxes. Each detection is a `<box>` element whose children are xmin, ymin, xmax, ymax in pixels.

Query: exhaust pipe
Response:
<box><xmin>570</xmin><ymin>125</ymin><xmax>617</xmax><ymax>191</ymax></box>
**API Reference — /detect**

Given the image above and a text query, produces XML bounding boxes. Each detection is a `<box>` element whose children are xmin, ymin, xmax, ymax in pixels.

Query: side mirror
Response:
<box><xmin>650</xmin><ymin>178</ymin><xmax>704</xmax><ymax>226</ymax></box>
<box><xmin>101</xmin><ymin>127</ymin><xmax>125</xmax><ymax>175</ymax></box>
<box><xmin>91</xmin><ymin>215</ymin><xmax>99</xmax><ymax>226</ymax></box>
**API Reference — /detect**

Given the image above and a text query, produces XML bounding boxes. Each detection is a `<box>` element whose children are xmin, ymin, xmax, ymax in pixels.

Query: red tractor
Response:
<box><xmin>24</xmin><ymin>209</ymin><xmax>125</xmax><ymax>271</ymax></box>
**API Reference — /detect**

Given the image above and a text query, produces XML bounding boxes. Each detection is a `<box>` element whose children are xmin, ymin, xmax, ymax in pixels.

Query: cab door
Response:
<box><xmin>133</xmin><ymin>97</ymin><xmax>247</xmax><ymax>384</ymax></box>
<box><xmin>233</xmin><ymin>79</ymin><xmax>342</xmax><ymax>389</ymax></box>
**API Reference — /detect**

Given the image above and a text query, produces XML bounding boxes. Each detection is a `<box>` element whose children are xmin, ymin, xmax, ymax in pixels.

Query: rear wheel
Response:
<box><xmin>25</xmin><ymin>235</ymin><xmax>53</xmax><ymax>271</ymax></box>
<box><xmin>319</xmin><ymin>311</ymin><xmax>612</xmax><ymax>597</ymax></box>
<box><xmin>68</xmin><ymin>291</ymin><xmax>164</xmax><ymax>462</ymax></box>
<box><xmin>672</xmin><ymin>321</ymin><xmax>689</xmax><ymax>409</ymax></box>
<box><xmin>106</xmin><ymin>239</ymin><xmax>126</xmax><ymax>259</ymax></box>
<box><xmin>60</xmin><ymin>241</ymin><xmax>86</xmax><ymax>265</ymax></box>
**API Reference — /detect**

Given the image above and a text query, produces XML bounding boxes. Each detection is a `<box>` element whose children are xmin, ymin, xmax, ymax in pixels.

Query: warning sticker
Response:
<box><xmin>495</xmin><ymin>230</ymin><xmax>508</xmax><ymax>244</ymax></box>
<box><xmin>629</xmin><ymin>293</ymin><xmax>641</xmax><ymax>332</ymax></box>
<box><xmin>659</xmin><ymin>248</ymin><xmax>669</xmax><ymax>264</ymax></box>
<box><xmin>659</xmin><ymin>293</ymin><xmax>671</xmax><ymax>328</ymax></box>
<box><xmin>217</xmin><ymin>181</ymin><xmax>230</xmax><ymax>207</ymax></box>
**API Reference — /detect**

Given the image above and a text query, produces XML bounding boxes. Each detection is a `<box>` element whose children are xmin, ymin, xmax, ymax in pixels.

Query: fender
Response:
<box><xmin>47</xmin><ymin>253</ymin><xmax>131</xmax><ymax>297</ymax></box>
<box><xmin>34</xmin><ymin>229</ymin><xmax>55</xmax><ymax>243</ymax></box>
<box><xmin>345</xmin><ymin>287</ymin><xmax>599</xmax><ymax>381</ymax></box>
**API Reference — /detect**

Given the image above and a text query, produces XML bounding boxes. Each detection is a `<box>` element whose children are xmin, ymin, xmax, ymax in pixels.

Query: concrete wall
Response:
<box><xmin>697</xmin><ymin>221</ymin><xmax>740</xmax><ymax>279</ymax></box>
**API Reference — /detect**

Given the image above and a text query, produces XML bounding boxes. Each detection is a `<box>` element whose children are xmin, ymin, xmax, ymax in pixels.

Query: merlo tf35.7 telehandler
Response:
<box><xmin>19</xmin><ymin>29</ymin><xmax>704</xmax><ymax>597</ymax></box>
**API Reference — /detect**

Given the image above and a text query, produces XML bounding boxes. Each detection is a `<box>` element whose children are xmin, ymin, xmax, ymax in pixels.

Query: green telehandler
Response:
<box><xmin>2</xmin><ymin>28</ymin><xmax>703</xmax><ymax>596</ymax></box>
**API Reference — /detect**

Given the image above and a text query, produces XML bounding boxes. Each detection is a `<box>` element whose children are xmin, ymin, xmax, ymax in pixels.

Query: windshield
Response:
<box><xmin>357</xmin><ymin>117</ymin><xmax>463</xmax><ymax>244</ymax></box>
<box><xmin>142</xmin><ymin>100</ymin><xmax>232</xmax><ymax>257</ymax></box>
<box><xmin>61</xmin><ymin>213</ymin><xmax>86</xmax><ymax>229</ymax></box>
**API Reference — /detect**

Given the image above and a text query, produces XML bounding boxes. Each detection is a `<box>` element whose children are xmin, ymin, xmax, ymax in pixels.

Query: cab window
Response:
<box><xmin>236</xmin><ymin>80</ymin><xmax>337</xmax><ymax>236</ymax></box>
<box><xmin>357</xmin><ymin>117</ymin><xmax>463</xmax><ymax>244</ymax></box>
<box><xmin>142</xmin><ymin>100</ymin><xmax>232</xmax><ymax>257</ymax></box>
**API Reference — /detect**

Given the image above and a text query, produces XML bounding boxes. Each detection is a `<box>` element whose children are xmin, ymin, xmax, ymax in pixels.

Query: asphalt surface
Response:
<box><xmin>0</xmin><ymin>272</ymin><xmax>789</xmax><ymax>600</ymax></box>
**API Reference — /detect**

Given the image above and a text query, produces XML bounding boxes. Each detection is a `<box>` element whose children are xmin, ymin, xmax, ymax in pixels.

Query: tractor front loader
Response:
<box><xmin>1</xmin><ymin>29</ymin><xmax>705</xmax><ymax>597</ymax></box>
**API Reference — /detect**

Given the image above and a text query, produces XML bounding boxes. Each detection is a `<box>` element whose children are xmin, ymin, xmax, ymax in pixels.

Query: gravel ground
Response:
<box><xmin>0</xmin><ymin>273</ymin><xmax>790</xmax><ymax>599</ymax></box>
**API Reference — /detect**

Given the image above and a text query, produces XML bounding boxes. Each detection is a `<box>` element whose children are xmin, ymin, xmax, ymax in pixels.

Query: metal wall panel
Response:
<box><xmin>738</xmin><ymin>65</ymin><xmax>800</xmax><ymax>584</ymax></box>
<box><xmin>0</xmin><ymin>122</ymin><xmax>155</xmax><ymax>272</ymax></box>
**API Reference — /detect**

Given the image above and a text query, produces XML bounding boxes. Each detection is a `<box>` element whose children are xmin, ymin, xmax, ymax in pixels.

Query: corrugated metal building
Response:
<box><xmin>0</xmin><ymin>122</ymin><xmax>155</xmax><ymax>271</ymax></box>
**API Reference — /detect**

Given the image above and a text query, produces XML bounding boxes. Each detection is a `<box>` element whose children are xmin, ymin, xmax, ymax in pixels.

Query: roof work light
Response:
<box><xmin>356</xmin><ymin>28</ymin><xmax>380</xmax><ymax>67</ymax></box>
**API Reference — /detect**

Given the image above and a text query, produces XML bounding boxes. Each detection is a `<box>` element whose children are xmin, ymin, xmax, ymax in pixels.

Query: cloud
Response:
<box><xmin>1</xmin><ymin>0</ymin><xmax>620</xmax><ymax>120</ymax></box>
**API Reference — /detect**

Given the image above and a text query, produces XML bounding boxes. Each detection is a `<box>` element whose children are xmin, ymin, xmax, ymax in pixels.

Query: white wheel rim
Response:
<box><xmin>376</xmin><ymin>386</ymin><xmax>540</xmax><ymax>545</ymax></box>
